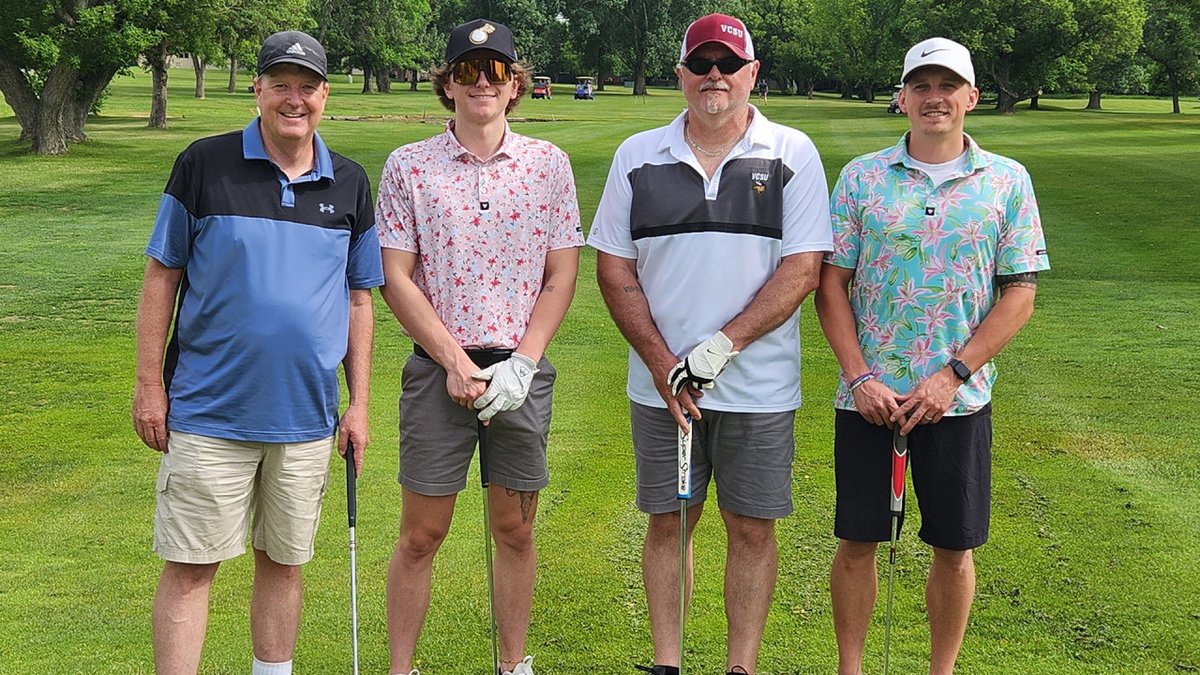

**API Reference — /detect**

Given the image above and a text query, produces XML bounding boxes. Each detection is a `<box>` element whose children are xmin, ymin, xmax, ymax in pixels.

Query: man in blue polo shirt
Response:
<box><xmin>131</xmin><ymin>31</ymin><xmax>382</xmax><ymax>675</ymax></box>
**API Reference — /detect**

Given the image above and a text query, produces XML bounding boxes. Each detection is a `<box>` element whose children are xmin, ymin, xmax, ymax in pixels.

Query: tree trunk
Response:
<box><xmin>0</xmin><ymin>55</ymin><xmax>40</xmax><ymax>142</ymax></box>
<box><xmin>633</xmin><ymin>42</ymin><xmax>647</xmax><ymax>95</ymax></box>
<box><xmin>1029</xmin><ymin>94</ymin><xmax>1040</xmax><ymax>110</ymax></box>
<box><xmin>409</xmin><ymin>69</ymin><xmax>418</xmax><ymax>91</ymax></box>
<box><xmin>148</xmin><ymin>40</ymin><xmax>169</xmax><ymax>129</ymax></box>
<box><xmin>361</xmin><ymin>63</ymin><xmax>374</xmax><ymax>93</ymax></box>
<box><xmin>1086</xmin><ymin>90</ymin><xmax>1102</xmax><ymax>110</ymax></box>
<box><xmin>32</xmin><ymin>62</ymin><xmax>81</xmax><ymax>155</ymax></box>
<box><xmin>807</xmin><ymin>83</ymin><xmax>815</xmax><ymax>99</ymax></box>
<box><xmin>228</xmin><ymin>54</ymin><xmax>238</xmax><ymax>93</ymax></box>
<box><xmin>861</xmin><ymin>83</ymin><xmax>875</xmax><ymax>103</ymax></box>
<box><xmin>840</xmin><ymin>81</ymin><xmax>853</xmax><ymax>99</ymax></box>
<box><xmin>1170</xmin><ymin>73</ymin><xmax>1181</xmax><ymax>113</ymax></box>
<box><xmin>597</xmin><ymin>66</ymin><xmax>609</xmax><ymax>92</ymax></box>
<box><xmin>192</xmin><ymin>55</ymin><xmax>206</xmax><ymax>99</ymax></box>
<box><xmin>376</xmin><ymin>67</ymin><xmax>391</xmax><ymax>93</ymax></box>
<box><xmin>65</xmin><ymin>66</ymin><xmax>118</xmax><ymax>142</ymax></box>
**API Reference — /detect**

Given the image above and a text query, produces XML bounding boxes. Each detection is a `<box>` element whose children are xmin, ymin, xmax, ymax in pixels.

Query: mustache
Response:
<box><xmin>699</xmin><ymin>81</ymin><xmax>730</xmax><ymax>92</ymax></box>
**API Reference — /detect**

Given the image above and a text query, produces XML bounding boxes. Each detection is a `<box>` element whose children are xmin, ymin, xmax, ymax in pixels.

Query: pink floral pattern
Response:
<box><xmin>826</xmin><ymin>134</ymin><xmax>1050</xmax><ymax>413</ymax></box>
<box><xmin>376</xmin><ymin>122</ymin><xmax>584</xmax><ymax>349</ymax></box>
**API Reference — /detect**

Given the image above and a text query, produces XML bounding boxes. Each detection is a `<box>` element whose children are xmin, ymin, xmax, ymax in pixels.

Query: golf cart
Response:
<box><xmin>574</xmin><ymin>76</ymin><xmax>595</xmax><ymax>100</ymax></box>
<box><xmin>531</xmin><ymin>76</ymin><xmax>552</xmax><ymax>100</ymax></box>
<box><xmin>887</xmin><ymin>84</ymin><xmax>902</xmax><ymax>114</ymax></box>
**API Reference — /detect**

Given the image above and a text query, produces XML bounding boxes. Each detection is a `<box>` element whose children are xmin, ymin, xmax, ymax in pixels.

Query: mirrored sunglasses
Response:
<box><xmin>682</xmin><ymin>57</ymin><xmax>752</xmax><ymax>76</ymax></box>
<box><xmin>452</xmin><ymin>59</ymin><xmax>513</xmax><ymax>84</ymax></box>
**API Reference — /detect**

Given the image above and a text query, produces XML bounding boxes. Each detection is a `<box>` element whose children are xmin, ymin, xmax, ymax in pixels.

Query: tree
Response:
<box><xmin>814</xmin><ymin>0</ymin><xmax>905</xmax><ymax>103</ymax></box>
<box><xmin>904</xmin><ymin>0</ymin><xmax>1078</xmax><ymax>113</ymax></box>
<box><xmin>0</xmin><ymin>0</ymin><xmax>155</xmax><ymax>154</ymax></box>
<box><xmin>1071</xmin><ymin>0</ymin><xmax>1145</xmax><ymax>110</ymax></box>
<box><xmin>317</xmin><ymin>0</ymin><xmax>429</xmax><ymax>93</ymax></box>
<box><xmin>217</xmin><ymin>0</ymin><xmax>312</xmax><ymax>94</ymax></box>
<box><xmin>1142</xmin><ymin>0</ymin><xmax>1200</xmax><ymax>114</ymax></box>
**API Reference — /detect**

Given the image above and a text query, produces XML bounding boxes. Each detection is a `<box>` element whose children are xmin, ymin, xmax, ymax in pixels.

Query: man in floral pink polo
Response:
<box><xmin>373</xmin><ymin>18</ymin><xmax>583</xmax><ymax>675</ymax></box>
<box><xmin>814</xmin><ymin>37</ymin><xmax>1049</xmax><ymax>675</ymax></box>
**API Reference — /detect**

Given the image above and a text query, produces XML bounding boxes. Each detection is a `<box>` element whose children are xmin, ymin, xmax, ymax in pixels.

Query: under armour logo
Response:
<box><xmin>287</xmin><ymin>42</ymin><xmax>306</xmax><ymax>56</ymax></box>
<box><xmin>319</xmin><ymin>203</ymin><xmax>335</xmax><ymax>214</ymax></box>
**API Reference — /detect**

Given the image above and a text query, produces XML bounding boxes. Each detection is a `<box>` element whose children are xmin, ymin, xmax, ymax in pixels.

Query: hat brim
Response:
<box><xmin>901</xmin><ymin>63</ymin><xmax>973</xmax><ymax>87</ymax></box>
<box><xmin>259</xmin><ymin>56</ymin><xmax>327</xmax><ymax>80</ymax></box>
<box><xmin>446</xmin><ymin>46</ymin><xmax>517</xmax><ymax>64</ymax></box>
<box><xmin>682</xmin><ymin>39</ymin><xmax>753</xmax><ymax>62</ymax></box>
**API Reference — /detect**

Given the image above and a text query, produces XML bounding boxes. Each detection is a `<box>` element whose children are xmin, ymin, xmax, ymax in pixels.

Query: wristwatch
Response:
<box><xmin>947</xmin><ymin>358</ymin><xmax>972</xmax><ymax>383</ymax></box>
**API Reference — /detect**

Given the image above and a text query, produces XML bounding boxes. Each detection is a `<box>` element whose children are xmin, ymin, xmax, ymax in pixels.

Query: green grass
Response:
<box><xmin>1</xmin><ymin>70</ymin><xmax>1198</xmax><ymax>673</ymax></box>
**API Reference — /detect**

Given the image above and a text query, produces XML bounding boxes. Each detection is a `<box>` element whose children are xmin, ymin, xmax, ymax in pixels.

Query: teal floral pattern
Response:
<box><xmin>826</xmin><ymin>134</ymin><xmax>1050</xmax><ymax>414</ymax></box>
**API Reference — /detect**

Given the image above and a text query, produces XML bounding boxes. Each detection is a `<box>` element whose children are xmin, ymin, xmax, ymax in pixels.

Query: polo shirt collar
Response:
<box><xmin>662</xmin><ymin>105</ymin><xmax>769</xmax><ymax>160</ymax></box>
<box><xmin>242</xmin><ymin>118</ymin><xmax>335</xmax><ymax>181</ymax></box>
<box><xmin>888</xmin><ymin>132</ymin><xmax>989</xmax><ymax>174</ymax></box>
<box><xmin>442</xmin><ymin>119</ymin><xmax>516</xmax><ymax>162</ymax></box>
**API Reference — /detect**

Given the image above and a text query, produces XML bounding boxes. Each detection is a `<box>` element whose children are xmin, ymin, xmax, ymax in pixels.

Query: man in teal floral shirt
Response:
<box><xmin>814</xmin><ymin>37</ymin><xmax>1049</xmax><ymax>675</ymax></box>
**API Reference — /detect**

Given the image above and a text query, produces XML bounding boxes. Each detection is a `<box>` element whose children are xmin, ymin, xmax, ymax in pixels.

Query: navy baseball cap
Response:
<box><xmin>258</xmin><ymin>31</ymin><xmax>328</xmax><ymax>79</ymax></box>
<box><xmin>445</xmin><ymin>19</ymin><xmax>518</xmax><ymax>63</ymax></box>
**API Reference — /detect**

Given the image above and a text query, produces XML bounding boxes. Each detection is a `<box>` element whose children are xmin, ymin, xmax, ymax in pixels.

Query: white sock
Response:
<box><xmin>251</xmin><ymin>657</ymin><xmax>292</xmax><ymax>675</ymax></box>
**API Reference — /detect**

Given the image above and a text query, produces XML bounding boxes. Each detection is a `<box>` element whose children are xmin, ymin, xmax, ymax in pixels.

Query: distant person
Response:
<box><xmin>132</xmin><ymin>30</ymin><xmax>382</xmax><ymax>675</ymax></box>
<box><xmin>590</xmin><ymin>13</ymin><xmax>832</xmax><ymax>675</ymax></box>
<box><xmin>757</xmin><ymin>78</ymin><xmax>768</xmax><ymax>102</ymax></box>
<box><xmin>374</xmin><ymin>18</ymin><xmax>583</xmax><ymax>675</ymax></box>
<box><xmin>814</xmin><ymin>37</ymin><xmax>1050</xmax><ymax>675</ymax></box>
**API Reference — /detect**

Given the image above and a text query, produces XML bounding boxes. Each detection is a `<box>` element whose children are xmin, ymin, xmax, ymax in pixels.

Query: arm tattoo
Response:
<box><xmin>622</xmin><ymin>284</ymin><xmax>643</xmax><ymax>294</ymax></box>
<box><xmin>997</xmin><ymin>271</ymin><xmax>1038</xmax><ymax>291</ymax></box>
<box><xmin>542</xmin><ymin>284</ymin><xmax>556</xmax><ymax>293</ymax></box>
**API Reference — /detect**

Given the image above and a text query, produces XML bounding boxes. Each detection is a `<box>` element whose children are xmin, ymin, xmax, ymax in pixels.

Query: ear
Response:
<box><xmin>898</xmin><ymin>86</ymin><xmax>907</xmax><ymax>113</ymax></box>
<box><xmin>965</xmin><ymin>86</ymin><xmax>980</xmax><ymax>112</ymax></box>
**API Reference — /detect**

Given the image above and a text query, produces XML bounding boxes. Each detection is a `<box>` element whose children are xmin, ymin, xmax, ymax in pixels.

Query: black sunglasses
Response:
<box><xmin>682</xmin><ymin>57</ymin><xmax>752</xmax><ymax>76</ymax></box>
<box><xmin>451</xmin><ymin>59</ymin><xmax>513</xmax><ymax>84</ymax></box>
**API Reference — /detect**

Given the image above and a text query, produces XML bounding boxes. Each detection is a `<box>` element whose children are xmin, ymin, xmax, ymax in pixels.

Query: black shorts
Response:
<box><xmin>833</xmin><ymin>405</ymin><xmax>992</xmax><ymax>551</ymax></box>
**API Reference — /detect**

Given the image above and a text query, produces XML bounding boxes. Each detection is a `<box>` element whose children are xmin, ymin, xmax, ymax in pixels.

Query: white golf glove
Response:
<box><xmin>667</xmin><ymin>331</ymin><xmax>739</xmax><ymax>396</ymax></box>
<box><xmin>472</xmin><ymin>353</ymin><xmax>539</xmax><ymax>421</ymax></box>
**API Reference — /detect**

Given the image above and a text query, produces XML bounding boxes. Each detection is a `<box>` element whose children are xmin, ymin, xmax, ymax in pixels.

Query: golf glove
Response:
<box><xmin>472</xmin><ymin>353</ymin><xmax>539</xmax><ymax>421</ymax></box>
<box><xmin>667</xmin><ymin>331</ymin><xmax>739</xmax><ymax>396</ymax></box>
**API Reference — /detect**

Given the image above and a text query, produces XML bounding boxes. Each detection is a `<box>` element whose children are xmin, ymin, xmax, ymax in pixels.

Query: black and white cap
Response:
<box><xmin>258</xmin><ymin>31</ymin><xmax>328</xmax><ymax>80</ymax></box>
<box><xmin>445</xmin><ymin>19</ymin><xmax>518</xmax><ymax>64</ymax></box>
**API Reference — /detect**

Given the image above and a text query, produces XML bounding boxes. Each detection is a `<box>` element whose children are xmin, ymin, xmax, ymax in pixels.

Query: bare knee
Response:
<box><xmin>723</xmin><ymin>511</ymin><xmax>775</xmax><ymax>554</ymax></box>
<box><xmin>834</xmin><ymin>540</ymin><xmax>879</xmax><ymax>570</ymax></box>
<box><xmin>160</xmin><ymin>561</ymin><xmax>220</xmax><ymax>592</ymax></box>
<box><xmin>398</xmin><ymin>520</ymin><xmax>450</xmax><ymax>562</ymax></box>
<box><xmin>932</xmin><ymin>547</ymin><xmax>973</xmax><ymax>574</ymax></box>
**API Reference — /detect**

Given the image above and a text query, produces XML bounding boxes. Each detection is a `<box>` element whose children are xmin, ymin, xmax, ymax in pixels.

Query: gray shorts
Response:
<box><xmin>630</xmin><ymin>402</ymin><xmax>795</xmax><ymax>519</ymax></box>
<box><xmin>398</xmin><ymin>352</ymin><xmax>556</xmax><ymax>495</ymax></box>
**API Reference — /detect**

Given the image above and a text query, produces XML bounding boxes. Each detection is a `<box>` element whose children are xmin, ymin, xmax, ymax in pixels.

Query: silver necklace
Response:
<box><xmin>685</xmin><ymin>117</ymin><xmax>746</xmax><ymax>158</ymax></box>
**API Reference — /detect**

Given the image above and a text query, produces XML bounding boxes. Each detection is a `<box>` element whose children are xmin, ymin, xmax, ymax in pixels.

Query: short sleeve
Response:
<box><xmin>587</xmin><ymin>144</ymin><xmax>637</xmax><ymax>259</ymax></box>
<box><xmin>825</xmin><ymin>167</ymin><xmax>862</xmax><ymax>270</ymax></box>
<box><xmin>145</xmin><ymin>149</ymin><xmax>197</xmax><ymax>268</ymax></box>
<box><xmin>375</xmin><ymin>152</ymin><xmax>418</xmax><ymax>252</ymax></box>
<box><xmin>996</xmin><ymin>166</ymin><xmax>1050</xmax><ymax>275</ymax></box>
<box><xmin>547</xmin><ymin>150</ymin><xmax>585</xmax><ymax>250</ymax></box>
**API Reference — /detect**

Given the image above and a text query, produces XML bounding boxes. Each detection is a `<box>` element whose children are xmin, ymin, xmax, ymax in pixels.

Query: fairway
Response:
<box><xmin>1</xmin><ymin>72</ymin><xmax>1198</xmax><ymax>674</ymax></box>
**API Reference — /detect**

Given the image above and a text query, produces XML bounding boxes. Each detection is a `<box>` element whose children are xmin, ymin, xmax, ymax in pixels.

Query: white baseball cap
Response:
<box><xmin>902</xmin><ymin>37</ymin><xmax>974</xmax><ymax>87</ymax></box>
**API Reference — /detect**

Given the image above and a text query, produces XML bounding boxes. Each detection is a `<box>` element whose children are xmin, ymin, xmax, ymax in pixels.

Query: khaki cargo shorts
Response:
<box><xmin>153</xmin><ymin>431</ymin><xmax>333</xmax><ymax>565</ymax></box>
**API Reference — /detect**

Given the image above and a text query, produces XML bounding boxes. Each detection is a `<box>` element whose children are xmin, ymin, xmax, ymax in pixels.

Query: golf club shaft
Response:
<box><xmin>478</xmin><ymin>421</ymin><xmax>500</xmax><ymax>675</ymax></box>
<box><xmin>677</xmin><ymin>415</ymin><xmax>692</xmax><ymax>675</ymax></box>
<box><xmin>882</xmin><ymin>427</ymin><xmax>908</xmax><ymax>675</ymax></box>
<box><xmin>346</xmin><ymin>440</ymin><xmax>360</xmax><ymax>675</ymax></box>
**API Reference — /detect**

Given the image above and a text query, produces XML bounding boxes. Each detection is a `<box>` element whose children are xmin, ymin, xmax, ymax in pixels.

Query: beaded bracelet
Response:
<box><xmin>847</xmin><ymin>372</ymin><xmax>875</xmax><ymax>392</ymax></box>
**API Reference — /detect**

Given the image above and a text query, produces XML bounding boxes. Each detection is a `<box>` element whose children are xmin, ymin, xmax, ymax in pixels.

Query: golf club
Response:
<box><xmin>676</xmin><ymin>414</ymin><xmax>693</xmax><ymax>675</ymax></box>
<box><xmin>882</xmin><ymin>426</ymin><xmax>909</xmax><ymax>675</ymax></box>
<box><xmin>345</xmin><ymin>439</ymin><xmax>360</xmax><ymax>675</ymax></box>
<box><xmin>478</xmin><ymin>421</ymin><xmax>501</xmax><ymax>675</ymax></box>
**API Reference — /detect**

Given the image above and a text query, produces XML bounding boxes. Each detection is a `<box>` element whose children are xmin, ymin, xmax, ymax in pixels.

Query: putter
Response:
<box><xmin>676</xmin><ymin>414</ymin><xmax>693</xmax><ymax>675</ymax></box>
<box><xmin>345</xmin><ymin>440</ymin><xmax>360</xmax><ymax>675</ymax></box>
<box><xmin>882</xmin><ymin>426</ymin><xmax>909</xmax><ymax>675</ymax></box>
<box><xmin>478</xmin><ymin>421</ymin><xmax>501</xmax><ymax>675</ymax></box>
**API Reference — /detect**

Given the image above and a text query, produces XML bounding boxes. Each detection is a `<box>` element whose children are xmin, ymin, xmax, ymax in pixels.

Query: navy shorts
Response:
<box><xmin>834</xmin><ymin>405</ymin><xmax>992</xmax><ymax>551</ymax></box>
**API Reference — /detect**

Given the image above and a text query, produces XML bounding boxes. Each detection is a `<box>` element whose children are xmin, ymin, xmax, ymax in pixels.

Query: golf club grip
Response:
<box><xmin>890</xmin><ymin>428</ymin><xmax>908</xmax><ymax>514</ymax></box>
<box><xmin>345</xmin><ymin>439</ymin><xmax>357</xmax><ymax>527</ymax></box>
<box><xmin>677</xmin><ymin>415</ymin><xmax>692</xmax><ymax>500</ymax></box>
<box><xmin>477</xmin><ymin>420</ymin><xmax>490</xmax><ymax>488</ymax></box>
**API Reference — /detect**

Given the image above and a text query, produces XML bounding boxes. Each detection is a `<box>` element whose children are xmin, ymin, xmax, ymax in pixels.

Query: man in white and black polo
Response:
<box><xmin>589</xmin><ymin>13</ymin><xmax>833</xmax><ymax>675</ymax></box>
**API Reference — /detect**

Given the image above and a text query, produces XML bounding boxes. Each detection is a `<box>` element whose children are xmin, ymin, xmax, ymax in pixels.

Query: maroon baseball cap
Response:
<box><xmin>679</xmin><ymin>14</ymin><xmax>755</xmax><ymax>61</ymax></box>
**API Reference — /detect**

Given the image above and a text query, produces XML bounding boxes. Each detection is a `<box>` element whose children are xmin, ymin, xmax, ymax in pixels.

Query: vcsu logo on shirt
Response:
<box><xmin>751</xmin><ymin>171</ymin><xmax>769</xmax><ymax>194</ymax></box>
